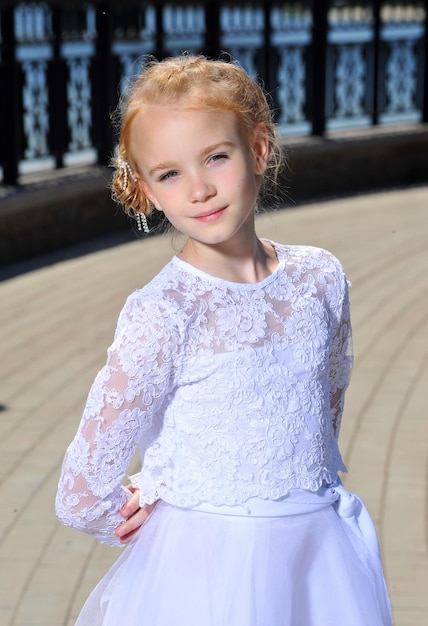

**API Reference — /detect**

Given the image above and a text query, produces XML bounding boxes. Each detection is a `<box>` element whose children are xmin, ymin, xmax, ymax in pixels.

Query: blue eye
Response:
<box><xmin>211</xmin><ymin>153</ymin><xmax>228</xmax><ymax>162</ymax></box>
<box><xmin>159</xmin><ymin>171</ymin><xmax>178</xmax><ymax>182</ymax></box>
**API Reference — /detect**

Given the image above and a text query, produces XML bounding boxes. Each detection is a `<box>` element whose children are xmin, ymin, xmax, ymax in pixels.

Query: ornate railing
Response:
<box><xmin>0</xmin><ymin>0</ymin><xmax>427</xmax><ymax>186</ymax></box>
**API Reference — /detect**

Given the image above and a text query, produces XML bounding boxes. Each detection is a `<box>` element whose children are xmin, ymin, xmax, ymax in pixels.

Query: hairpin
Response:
<box><xmin>117</xmin><ymin>156</ymin><xmax>137</xmax><ymax>191</ymax></box>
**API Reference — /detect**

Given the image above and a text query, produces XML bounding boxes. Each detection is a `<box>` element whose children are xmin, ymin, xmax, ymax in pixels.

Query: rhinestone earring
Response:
<box><xmin>136</xmin><ymin>212</ymin><xmax>150</xmax><ymax>233</ymax></box>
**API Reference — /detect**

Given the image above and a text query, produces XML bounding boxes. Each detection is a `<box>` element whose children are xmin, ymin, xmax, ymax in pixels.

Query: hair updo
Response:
<box><xmin>110</xmin><ymin>54</ymin><xmax>283</xmax><ymax>219</ymax></box>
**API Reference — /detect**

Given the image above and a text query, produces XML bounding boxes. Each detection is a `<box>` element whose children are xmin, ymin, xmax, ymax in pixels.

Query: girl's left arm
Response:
<box><xmin>55</xmin><ymin>295</ymin><xmax>177</xmax><ymax>546</ymax></box>
<box><xmin>328</xmin><ymin>273</ymin><xmax>354</xmax><ymax>438</ymax></box>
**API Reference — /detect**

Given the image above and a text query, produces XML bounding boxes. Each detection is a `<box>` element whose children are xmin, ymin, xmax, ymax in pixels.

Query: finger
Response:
<box><xmin>117</xmin><ymin>527</ymin><xmax>140</xmax><ymax>545</ymax></box>
<box><xmin>115</xmin><ymin>502</ymin><xmax>158</xmax><ymax>541</ymax></box>
<box><xmin>119</xmin><ymin>488</ymin><xmax>141</xmax><ymax>519</ymax></box>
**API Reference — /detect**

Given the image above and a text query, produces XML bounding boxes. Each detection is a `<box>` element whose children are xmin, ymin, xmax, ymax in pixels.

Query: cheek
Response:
<box><xmin>149</xmin><ymin>186</ymin><xmax>180</xmax><ymax>215</ymax></box>
<box><xmin>238</xmin><ymin>163</ymin><xmax>259</xmax><ymax>194</ymax></box>
<box><xmin>139</xmin><ymin>181</ymin><xmax>166</xmax><ymax>213</ymax></box>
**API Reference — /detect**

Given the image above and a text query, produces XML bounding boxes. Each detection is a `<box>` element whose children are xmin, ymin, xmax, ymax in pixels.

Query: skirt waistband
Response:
<box><xmin>189</xmin><ymin>483</ymin><xmax>381</xmax><ymax>562</ymax></box>
<box><xmin>187</xmin><ymin>481</ymin><xmax>381</xmax><ymax>558</ymax></box>
<box><xmin>188</xmin><ymin>485</ymin><xmax>340</xmax><ymax>517</ymax></box>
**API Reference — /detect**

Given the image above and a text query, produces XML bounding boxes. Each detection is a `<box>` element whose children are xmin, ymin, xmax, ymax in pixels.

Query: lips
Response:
<box><xmin>193</xmin><ymin>207</ymin><xmax>227</xmax><ymax>222</ymax></box>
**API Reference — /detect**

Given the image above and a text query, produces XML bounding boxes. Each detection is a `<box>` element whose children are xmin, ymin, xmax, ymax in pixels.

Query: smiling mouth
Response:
<box><xmin>193</xmin><ymin>207</ymin><xmax>227</xmax><ymax>222</ymax></box>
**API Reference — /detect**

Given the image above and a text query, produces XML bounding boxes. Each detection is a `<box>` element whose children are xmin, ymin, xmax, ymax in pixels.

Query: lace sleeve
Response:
<box><xmin>328</xmin><ymin>274</ymin><xmax>353</xmax><ymax>438</ymax></box>
<box><xmin>55</xmin><ymin>294</ymin><xmax>178</xmax><ymax>546</ymax></box>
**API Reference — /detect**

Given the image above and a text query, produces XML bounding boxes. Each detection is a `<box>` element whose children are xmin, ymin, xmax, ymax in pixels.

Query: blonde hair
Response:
<box><xmin>111</xmin><ymin>54</ymin><xmax>283</xmax><ymax>219</ymax></box>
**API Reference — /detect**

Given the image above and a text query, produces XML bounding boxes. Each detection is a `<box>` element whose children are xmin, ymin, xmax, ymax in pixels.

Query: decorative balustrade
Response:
<box><xmin>0</xmin><ymin>0</ymin><xmax>426</xmax><ymax>186</ymax></box>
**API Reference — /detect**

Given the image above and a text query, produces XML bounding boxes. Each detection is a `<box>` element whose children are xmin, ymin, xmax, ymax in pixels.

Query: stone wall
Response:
<box><xmin>285</xmin><ymin>123</ymin><xmax>428</xmax><ymax>202</ymax></box>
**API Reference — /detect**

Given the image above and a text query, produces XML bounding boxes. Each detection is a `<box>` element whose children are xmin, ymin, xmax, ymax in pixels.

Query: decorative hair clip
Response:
<box><xmin>117</xmin><ymin>156</ymin><xmax>137</xmax><ymax>191</ymax></box>
<box><xmin>116</xmin><ymin>157</ymin><xmax>150</xmax><ymax>234</ymax></box>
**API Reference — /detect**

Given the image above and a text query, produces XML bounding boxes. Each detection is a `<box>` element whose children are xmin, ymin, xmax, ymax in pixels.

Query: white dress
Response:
<box><xmin>56</xmin><ymin>242</ymin><xmax>392</xmax><ymax>625</ymax></box>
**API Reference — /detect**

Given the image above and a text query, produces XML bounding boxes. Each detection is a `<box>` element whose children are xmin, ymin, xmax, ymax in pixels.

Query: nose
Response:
<box><xmin>188</xmin><ymin>173</ymin><xmax>216</xmax><ymax>203</ymax></box>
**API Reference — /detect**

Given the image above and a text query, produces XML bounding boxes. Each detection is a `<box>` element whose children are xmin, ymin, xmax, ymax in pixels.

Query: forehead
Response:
<box><xmin>130</xmin><ymin>106</ymin><xmax>245</xmax><ymax>159</ymax></box>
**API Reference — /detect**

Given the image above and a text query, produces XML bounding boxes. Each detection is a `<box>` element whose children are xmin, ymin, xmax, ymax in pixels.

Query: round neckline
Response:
<box><xmin>171</xmin><ymin>240</ymin><xmax>286</xmax><ymax>290</ymax></box>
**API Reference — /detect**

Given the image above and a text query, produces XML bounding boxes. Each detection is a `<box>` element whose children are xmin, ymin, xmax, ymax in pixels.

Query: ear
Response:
<box><xmin>252</xmin><ymin>126</ymin><xmax>270</xmax><ymax>175</ymax></box>
<box><xmin>138</xmin><ymin>178</ymin><xmax>162</xmax><ymax>212</ymax></box>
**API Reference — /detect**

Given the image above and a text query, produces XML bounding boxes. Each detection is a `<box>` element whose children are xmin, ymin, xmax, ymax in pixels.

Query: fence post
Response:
<box><xmin>0</xmin><ymin>6</ymin><xmax>21</xmax><ymax>185</ymax></box>
<box><xmin>262</xmin><ymin>2</ymin><xmax>273</xmax><ymax>88</ymax></box>
<box><xmin>423</xmin><ymin>0</ymin><xmax>428</xmax><ymax>122</ymax></box>
<box><xmin>92</xmin><ymin>1</ymin><xmax>116</xmax><ymax>165</ymax></box>
<box><xmin>154</xmin><ymin>3</ymin><xmax>165</xmax><ymax>59</ymax></box>
<box><xmin>311</xmin><ymin>0</ymin><xmax>328</xmax><ymax>136</ymax></box>
<box><xmin>204</xmin><ymin>2</ymin><xmax>221</xmax><ymax>58</ymax></box>
<box><xmin>372</xmin><ymin>0</ymin><xmax>382</xmax><ymax>125</ymax></box>
<box><xmin>48</xmin><ymin>6</ymin><xmax>70</xmax><ymax>169</ymax></box>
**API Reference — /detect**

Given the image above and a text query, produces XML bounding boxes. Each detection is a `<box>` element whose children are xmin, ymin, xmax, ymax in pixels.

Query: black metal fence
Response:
<box><xmin>1</xmin><ymin>0</ymin><xmax>427</xmax><ymax>187</ymax></box>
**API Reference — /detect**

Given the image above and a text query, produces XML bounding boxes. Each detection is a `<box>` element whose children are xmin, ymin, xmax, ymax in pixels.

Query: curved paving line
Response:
<box><xmin>0</xmin><ymin>467</ymin><xmax>62</xmax><ymax>625</ymax></box>
<box><xmin>343</xmin><ymin>284</ymin><xmax>428</xmax><ymax>469</ymax></box>
<box><xmin>61</xmin><ymin>540</ymin><xmax>100</xmax><ymax>626</ymax></box>
<box><xmin>350</xmin><ymin>245</ymin><xmax>427</xmax><ymax>332</ymax></box>
<box><xmin>378</xmin><ymin>314</ymin><xmax>428</xmax><ymax>528</ymax></box>
<box><xmin>0</xmin><ymin>277</ymin><xmax>131</xmax><ymax>381</ymax></box>
<box><xmin>5</xmin><ymin>475</ymin><xmax>99</xmax><ymax>626</ymax></box>
<box><xmin>380</xmin><ymin>340</ymin><xmax>428</xmax><ymax>625</ymax></box>
<box><xmin>0</xmin><ymin>337</ymin><xmax>110</xmax><ymax>447</ymax></box>
<box><xmin>0</xmin><ymin>358</ymin><xmax>102</xmax><ymax>490</ymax></box>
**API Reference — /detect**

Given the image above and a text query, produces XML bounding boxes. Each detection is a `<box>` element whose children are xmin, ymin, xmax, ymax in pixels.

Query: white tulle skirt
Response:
<box><xmin>75</xmin><ymin>484</ymin><xmax>392</xmax><ymax>626</ymax></box>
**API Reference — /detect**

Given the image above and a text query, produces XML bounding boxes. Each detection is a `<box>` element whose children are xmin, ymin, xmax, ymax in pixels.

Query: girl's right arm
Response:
<box><xmin>55</xmin><ymin>294</ymin><xmax>177</xmax><ymax>546</ymax></box>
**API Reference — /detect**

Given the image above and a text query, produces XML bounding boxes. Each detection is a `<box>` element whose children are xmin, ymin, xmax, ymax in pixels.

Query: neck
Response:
<box><xmin>179</xmin><ymin>236</ymin><xmax>278</xmax><ymax>284</ymax></box>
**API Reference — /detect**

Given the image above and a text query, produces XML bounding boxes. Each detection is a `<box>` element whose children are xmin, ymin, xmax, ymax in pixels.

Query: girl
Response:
<box><xmin>56</xmin><ymin>55</ymin><xmax>392</xmax><ymax>625</ymax></box>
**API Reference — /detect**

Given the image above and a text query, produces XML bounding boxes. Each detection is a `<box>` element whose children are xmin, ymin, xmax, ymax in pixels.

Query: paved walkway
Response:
<box><xmin>1</xmin><ymin>185</ymin><xmax>427</xmax><ymax>625</ymax></box>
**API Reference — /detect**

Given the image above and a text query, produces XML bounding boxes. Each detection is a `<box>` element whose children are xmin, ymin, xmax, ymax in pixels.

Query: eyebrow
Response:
<box><xmin>148</xmin><ymin>141</ymin><xmax>235</xmax><ymax>177</ymax></box>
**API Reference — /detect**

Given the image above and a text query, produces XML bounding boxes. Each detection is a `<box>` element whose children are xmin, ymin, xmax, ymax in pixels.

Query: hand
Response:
<box><xmin>115</xmin><ymin>485</ymin><xmax>158</xmax><ymax>545</ymax></box>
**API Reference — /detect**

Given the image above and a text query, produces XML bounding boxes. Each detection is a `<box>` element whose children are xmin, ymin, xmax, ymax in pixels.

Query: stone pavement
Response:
<box><xmin>1</xmin><ymin>185</ymin><xmax>427</xmax><ymax>625</ymax></box>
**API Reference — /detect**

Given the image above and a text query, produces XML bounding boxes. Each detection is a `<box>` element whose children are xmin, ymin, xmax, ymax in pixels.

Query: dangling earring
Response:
<box><xmin>136</xmin><ymin>212</ymin><xmax>150</xmax><ymax>234</ymax></box>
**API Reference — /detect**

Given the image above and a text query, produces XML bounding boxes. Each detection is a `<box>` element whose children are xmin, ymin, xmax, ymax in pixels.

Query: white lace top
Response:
<box><xmin>56</xmin><ymin>242</ymin><xmax>352</xmax><ymax>545</ymax></box>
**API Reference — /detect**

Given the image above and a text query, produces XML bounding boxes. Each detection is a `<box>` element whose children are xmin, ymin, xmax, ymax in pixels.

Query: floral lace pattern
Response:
<box><xmin>56</xmin><ymin>243</ymin><xmax>352</xmax><ymax>545</ymax></box>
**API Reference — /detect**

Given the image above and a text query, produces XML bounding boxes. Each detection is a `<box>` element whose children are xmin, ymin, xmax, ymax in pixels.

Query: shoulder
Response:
<box><xmin>284</xmin><ymin>243</ymin><xmax>343</xmax><ymax>270</ymax></box>
<box><xmin>114</xmin><ymin>262</ymin><xmax>184</xmax><ymax>338</ymax></box>
<box><xmin>271</xmin><ymin>242</ymin><xmax>350</xmax><ymax>308</ymax></box>
<box><xmin>272</xmin><ymin>242</ymin><xmax>346</xmax><ymax>278</ymax></box>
